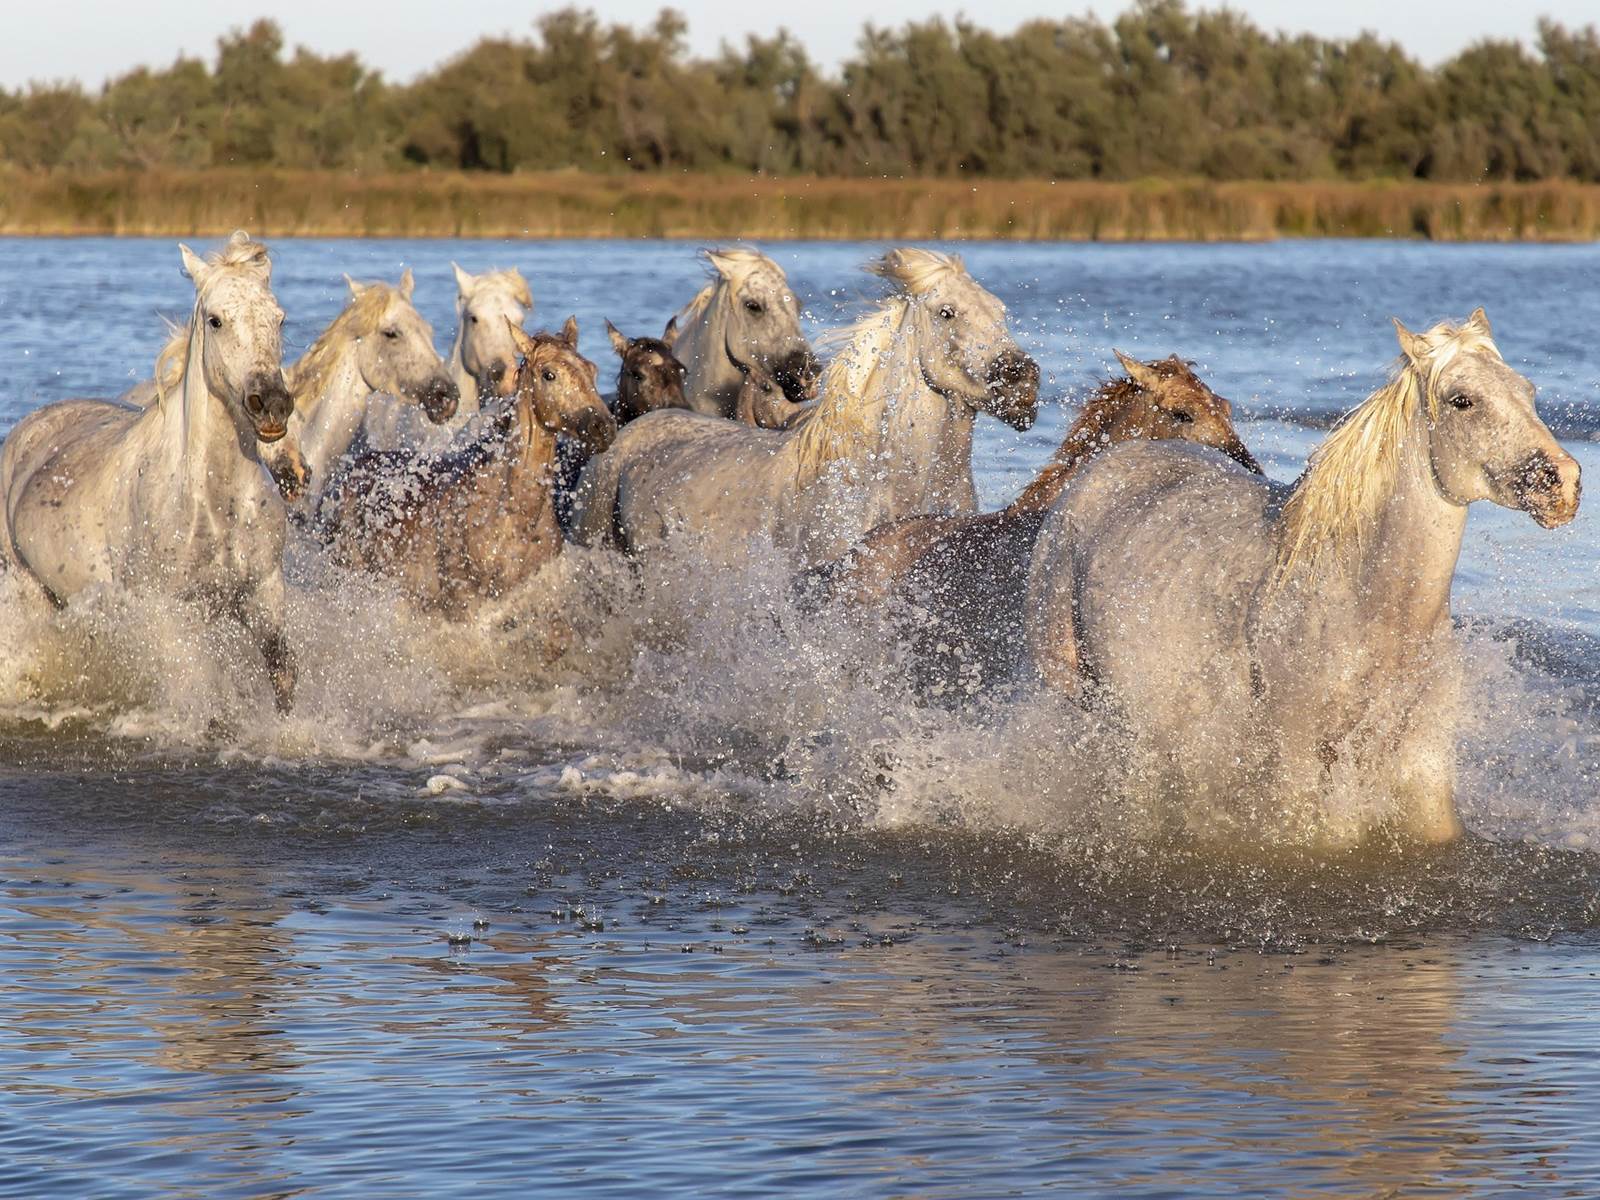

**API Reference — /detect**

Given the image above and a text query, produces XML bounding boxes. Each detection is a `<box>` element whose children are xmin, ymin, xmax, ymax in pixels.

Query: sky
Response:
<box><xmin>3</xmin><ymin>0</ymin><xmax>1595</xmax><ymax>90</ymax></box>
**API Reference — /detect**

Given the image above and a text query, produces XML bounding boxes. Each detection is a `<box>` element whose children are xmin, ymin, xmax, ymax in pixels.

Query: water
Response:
<box><xmin>2</xmin><ymin>237</ymin><xmax>1600</xmax><ymax>1196</ymax></box>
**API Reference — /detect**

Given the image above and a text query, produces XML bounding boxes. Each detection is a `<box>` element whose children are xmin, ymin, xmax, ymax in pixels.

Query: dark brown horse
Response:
<box><xmin>317</xmin><ymin>317</ymin><xmax>616</xmax><ymax>617</ymax></box>
<box><xmin>822</xmin><ymin>352</ymin><xmax>1262</xmax><ymax>698</ymax></box>
<box><xmin>605</xmin><ymin>318</ymin><xmax>689</xmax><ymax>424</ymax></box>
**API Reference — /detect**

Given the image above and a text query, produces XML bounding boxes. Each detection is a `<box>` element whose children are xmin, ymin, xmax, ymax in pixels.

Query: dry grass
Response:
<box><xmin>3</xmin><ymin>169</ymin><xmax>1600</xmax><ymax>241</ymax></box>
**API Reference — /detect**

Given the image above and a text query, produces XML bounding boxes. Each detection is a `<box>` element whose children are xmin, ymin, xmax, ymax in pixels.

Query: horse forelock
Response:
<box><xmin>700</xmin><ymin>245</ymin><xmax>782</xmax><ymax>290</ymax></box>
<box><xmin>461</xmin><ymin>268</ymin><xmax>532</xmax><ymax>310</ymax></box>
<box><xmin>201</xmin><ymin>232</ymin><xmax>272</xmax><ymax>284</ymax></box>
<box><xmin>1275</xmin><ymin>319</ymin><xmax>1501</xmax><ymax>585</ymax></box>
<box><xmin>866</xmin><ymin>248</ymin><xmax>966</xmax><ymax>295</ymax></box>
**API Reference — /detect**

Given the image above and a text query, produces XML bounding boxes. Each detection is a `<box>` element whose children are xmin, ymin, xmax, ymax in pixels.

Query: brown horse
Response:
<box><xmin>317</xmin><ymin>317</ymin><xmax>616</xmax><ymax>617</ymax></box>
<box><xmin>732</xmin><ymin>356</ymin><xmax>811</xmax><ymax>430</ymax></box>
<box><xmin>822</xmin><ymin>351</ymin><xmax>1262</xmax><ymax>698</ymax></box>
<box><xmin>605</xmin><ymin>318</ymin><xmax>689</xmax><ymax>425</ymax></box>
<box><xmin>552</xmin><ymin>319</ymin><xmax>689</xmax><ymax>533</ymax></box>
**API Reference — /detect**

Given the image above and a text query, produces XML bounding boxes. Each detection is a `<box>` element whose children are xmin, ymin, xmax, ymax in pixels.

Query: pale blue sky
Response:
<box><xmin>5</xmin><ymin>0</ymin><xmax>1595</xmax><ymax>89</ymax></box>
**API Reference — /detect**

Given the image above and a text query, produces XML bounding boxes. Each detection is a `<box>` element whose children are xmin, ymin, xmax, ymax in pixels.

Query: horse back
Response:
<box><xmin>1028</xmin><ymin>440</ymin><xmax>1281</xmax><ymax>701</ymax></box>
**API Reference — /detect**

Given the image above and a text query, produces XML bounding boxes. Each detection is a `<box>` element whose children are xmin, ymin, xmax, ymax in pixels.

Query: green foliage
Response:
<box><xmin>2</xmin><ymin>2</ymin><xmax>1597</xmax><ymax>181</ymax></box>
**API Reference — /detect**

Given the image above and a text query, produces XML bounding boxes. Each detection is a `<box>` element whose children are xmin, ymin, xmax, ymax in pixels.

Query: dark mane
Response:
<box><xmin>1009</xmin><ymin>363</ymin><xmax>1192</xmax><ymax>514</ymax></box>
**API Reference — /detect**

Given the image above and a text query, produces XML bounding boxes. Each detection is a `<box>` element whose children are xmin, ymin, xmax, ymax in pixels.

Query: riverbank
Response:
<box><xmin>3</xmin><ymin>170</ymin><xmax>1599</xmax><ymax>241</ymax></box>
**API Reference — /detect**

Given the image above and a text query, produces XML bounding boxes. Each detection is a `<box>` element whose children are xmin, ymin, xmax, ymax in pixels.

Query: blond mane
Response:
<box><xmin>285</xmin><ymin>282</ymin><xmax>405</xmax><ymax>403</ymax></box>
<box><xmin>1275</xmin><ymin>318</ymin><xmax>1502</xmax><ymax>583</ymax></box>
<box><xmin>789</xmin><ymin>249</ymin><xmax>970</xmax><ymax>474</ymax></box>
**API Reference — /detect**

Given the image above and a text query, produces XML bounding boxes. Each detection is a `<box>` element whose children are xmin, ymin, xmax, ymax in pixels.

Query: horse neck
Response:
<box><xmin>809</xmin><ymin>317</ymin><xmax>977</xmax><ymax>518</ymax></box>
<box><xmin>495</xmin><ymin>396</ymin><xmax>560</xmax><ymax>533</ymax></box>
<box><xmin>1007</xmin><ymin>396</ymin><xmax>1118</xmax><ymax>515</ymax></box>
<box><xmin>292</xmin><ymin>337</ymin><xmax>369</xmax><ymax>478</ymax></box>
<box><xmin>1352</xmin><ymin>413</ymin><xmax>1467</xmax><ymax>635</ymax></box>
<box><xmin>157</xmin><ymin>321</ymin><xmax>257</xmax><ymax>500</ymax></box>
<box><xmin>1283</xmin><ymin>407</ymin><xmax>1467</xmax><ymax>640</ymax></box>
<box><xmin>679</xmin><ymin>288</ymin><xmax>740</xmax><ymax>409</ymax></box>
<box><xmin>447</xmin><ymin>313</ymin><xmax>482</xmax><ymax>416</ymax></box>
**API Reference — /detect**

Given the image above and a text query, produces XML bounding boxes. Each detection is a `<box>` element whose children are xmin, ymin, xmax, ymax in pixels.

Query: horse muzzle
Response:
<box><xmin>983</xmin><ymin>350</ymin><xmax>1041</xmax><ymax>431</ymax></box>
<box><xmin>418</xmin><ymin>376</ymin><xmax>461</xmax><ymax>424</ymax></box>
<box><xmin>1508</xmin><ymin>449</ymin><xmax>1582</xmax><ymax>529</ymax></box>
<box><xmin>243</xmin><ymin>373</ymin><xmax>294</xmax><ymax>442</ymax></box>
<box><xmin>1219</xmin><ymin>433</ymin><xmax>1265</xmax><ymax>476</ymax></box>
<box><xmin>566</xmin><ymin>405</ymin><xmax>618</xmax><ymax>455</ymax></box>
<box><xmin>267</xmin><ymin>447</ymin><xmax>311</xmax><ymax>503</ymax></box>
<box><xmin>774</xmin><ymin>348</ymin><xmax>822</xmax><ymax>404</ymax></box>
<box><xmin>482</xmin><ymin>359</ymin><xmax>517</xmax><ymax>399</ymax></box>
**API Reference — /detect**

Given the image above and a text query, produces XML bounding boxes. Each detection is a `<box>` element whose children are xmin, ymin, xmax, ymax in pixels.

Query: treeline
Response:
<box><xmin>3</xmin><ymin>1</ymin><xmax>1599</xmax><ymax>182</ymax></box>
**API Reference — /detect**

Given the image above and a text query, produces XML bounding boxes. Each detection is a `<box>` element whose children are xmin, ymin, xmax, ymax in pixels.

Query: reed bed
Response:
<box><xmin>3</xmin><ymin>169</ymin><xmax>1599</xmax><ymax>241</ymax></box>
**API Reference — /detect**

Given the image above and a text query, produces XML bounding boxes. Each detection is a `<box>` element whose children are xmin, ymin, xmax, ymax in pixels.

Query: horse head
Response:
<box><xmin>870</xmin><ymin>248</ymin><xmax>1040</xmax><ymax>432</ymax></box>
<box><xmin>178</xmin><ymin>232</ymin><xmax>293</xmax><ymax>443</ymax></box>
<box><xmin>1398</xmin><ymin>309</ymin><xmax>1580</xmax><ymax>529</ymax></box>
<box><xmin>454</xmin><ymin>263</ymin><xmax>532</xmax><ymax>399</ymax></box>
<box><xmin>1109</xmin><ymin>350</ymin><xmax>1261</xmax><ymax>473</ymax></box>
<box><xmin>508</xmin><ymin>317</ymin><xmax>616</xmax><ymax>454</ymax></box>
<box><xmin>606</xmin><ymin>317</ymin><xmax>689</xmax><ymax>424</ymax></box>
<box><xmin>705</xmin><ymin>247</ymin><xmax>820</xmax><ymax>403</ymax></box>
<box><xmin>344</xmin><ymin>269</ymin><xmax>458</xmax><ymax>424</ymax></box>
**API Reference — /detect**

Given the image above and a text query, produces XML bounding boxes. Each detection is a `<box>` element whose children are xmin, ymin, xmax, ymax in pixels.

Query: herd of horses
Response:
<box><xmin>0</xmin><ymin>231</ymin><xmax>1583</xmax><ymax>846</ymax></box>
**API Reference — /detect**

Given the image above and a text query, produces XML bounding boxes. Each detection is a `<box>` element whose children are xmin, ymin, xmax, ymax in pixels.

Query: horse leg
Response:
<box><xmin>1024</xmin><ymin>534</ymin><xmax>1087</xmax><ymax>701</ymax></box>
<box><xmin>1390</xmin><ymin>721</ymin><xmax>1464</xmax><ymax>844</ymax></box>
<box><xmin>237</xmin><ymin>575</ymin><xmax>295</xmax><ymax>714</ymax></box>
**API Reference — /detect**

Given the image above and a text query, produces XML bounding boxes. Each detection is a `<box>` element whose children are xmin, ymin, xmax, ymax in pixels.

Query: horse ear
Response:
<box><xmin>1392</xmin><ymin>317</ymin><xmax>1426</xmax><ymax>364</ymax></box>
<box><xmin>505</xmin><ymin>318</ymin><xmax>535</xmax><ymax>357</ymax></box>
<box><xmin>178</xmin><ymin>243</ymin><xmax>208</xmax><ymax>285</ymax></box>
<box><xmin>343</xmin><ymin>273</ymin><xmax>365</xmax><ymax>298</ymax></box>
<box><xmin>605</xmin><ymin>319</ymin><xmax>629</xmax><ymax>357</ymax></box>
<box><xmin>661</xmin><ymin>315</ymin><xmax>679</xmax><ymax>349</ymax></box>
<box><xmin>704</xmin><ymin>249</ymin><xmax>739</xmax><ymax>280</ymax></box>
<box><xmin>399</xmin><ymin>267</ymin><xmax>415</xmax><ymax>301</ymax></box>
<box><xmin>452</xmin><ymin>262</ymin><xmax>474</xmax><ymax>295</ymax></box>
<box><xmin>560</xmin><ymin>316</ymin><xmax>579</xmax><ymax>348</ymax></box>
<box><xmin>1113</xmin><ymin>349</ymin><xmax>1160</xmax><ymax>390</ymax></box>
<box><xmin>1465</xmin><ymin>306</ymin><xmax>1492</xmax><ymax>337</ymax></box>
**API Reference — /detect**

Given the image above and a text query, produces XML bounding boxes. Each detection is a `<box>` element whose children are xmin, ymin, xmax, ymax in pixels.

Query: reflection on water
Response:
<box><xmin>4</xmin><ymin>774</ymin><xmax>1600</xmax><ymax>1198</ymax></box>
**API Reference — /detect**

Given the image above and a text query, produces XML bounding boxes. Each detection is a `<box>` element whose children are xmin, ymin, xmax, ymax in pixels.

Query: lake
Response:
<box><xmin>2</xmin><ymin>237</ymin><xmax>1599</xmax><ymax>1197</ymax></box>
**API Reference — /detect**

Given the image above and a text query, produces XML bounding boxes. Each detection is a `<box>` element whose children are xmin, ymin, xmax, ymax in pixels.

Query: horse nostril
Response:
<box><xmin>245</xmin><ymin>394</ymin><xmax>264</xmax><ymax>415</ymax></box>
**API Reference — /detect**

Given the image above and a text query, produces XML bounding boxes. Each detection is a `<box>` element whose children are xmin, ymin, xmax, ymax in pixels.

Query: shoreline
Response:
<box><xmin>3</xmin><ymin>170</ymin><xmax>1599</xmax><ymax>242</ymax></box>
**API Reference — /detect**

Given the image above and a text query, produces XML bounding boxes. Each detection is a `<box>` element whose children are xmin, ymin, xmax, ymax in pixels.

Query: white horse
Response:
<box><xmin>572</xmin><ymin>249</ymin><xmax>1039</xmax><ymax>566</ymax></box>
<box><xmin>0</xmin><ymin>232</ymin><xmax>299</xmax><ymax>709</ymax></box>
<box><xmin>1025</xmin><ymin>310</ymin><xmax>1582</xmax><ymax>846</ymax></box>
<box><xmin>362</xmin><ymin>263</ymin><xmax>531</xmax><ymax>453</ymax></box>
<box><xmin>261</xmin><ymin>270</ymin><xmax>457</xmax><ymax>507</ymax></box>
<box><xmin>671</xmin><ymin>247</ymin><xmax>819</xmax><ymax>418</ymax></box>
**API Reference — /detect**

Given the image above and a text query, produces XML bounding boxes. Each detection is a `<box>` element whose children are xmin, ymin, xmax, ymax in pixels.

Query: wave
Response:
<box><xmin>3</xmin><ymin>527</ymin><xmax>1599</xmax><ymax>859</ymax></box>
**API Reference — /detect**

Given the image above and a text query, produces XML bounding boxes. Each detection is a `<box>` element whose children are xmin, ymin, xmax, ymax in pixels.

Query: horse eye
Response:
<box><xmin>1171</xmin><ymin>410</ymin><xmax>1194</xmax><ymax>424</ymax></box>
<box><xmin>382</xmin><ymin>328</ymin><xmax>399</xmax><ymax>340</ymax></box>
<box><xmin>207</xmin><ymin>315</ymin><xmax>223</xmax><ymax>329</ymax></box>
<box><xmin>744</xmin><ymin>299</ymin><xmax>764</xmax><ymax>314</ymax></box>
<box><xmin>630</xmin><ymin>370</ymin><xmax>644</xmax><ymax>382</ymax></box>
<box><xmin>1448</xmin><ymin>394</ymin><xmax>1474</xmax><ymax>411</ymax></box>
<box><xmin>469</xmin><ymin>314</ymin><xmax>479</xmax><ymax>325</ymax></box>
<box><xmin>938</xmin><ymin>305</ymin><xmax>955</xmax><ymax>321</ymax></box>
<box><xmin>542</xmin><ymin>369</ymin><xmax>557</xmax><ymax>382</ymax></box>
